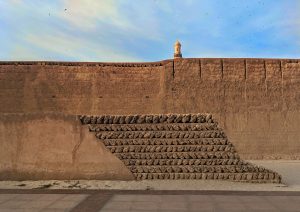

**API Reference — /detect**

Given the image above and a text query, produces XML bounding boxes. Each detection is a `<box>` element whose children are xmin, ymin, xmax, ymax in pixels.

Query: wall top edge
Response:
<box><xmin>0</xmin><ymin>60</ymin><xmax>171</xmax><ymax>67</ymax></box>
<box><xmin>0</xmin><ymin>58</ymin><xmax>299</xmax><ymax>67</ymax></box>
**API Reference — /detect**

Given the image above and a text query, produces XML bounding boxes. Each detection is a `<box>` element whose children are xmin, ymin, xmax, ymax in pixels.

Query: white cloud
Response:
<box><xmin>59</xmin><ymin>0</ymin><xmax>164</xmax><ymax>41</ymax></box>
<box><xmin>2</xmin><ymin>0</ymin><xmax>299</xmax><ymax>61</ymax></box>
<box><xmin>60</xmin><ymin>0</ymin><xmax>130</xmax><ymax>30</ymax></box>
<box><xmin>19</xmin><ymin>29</ymin><xmax>141</xmax><ymax>61</ymax></box>
<box><xmin>10</xmin><ymin>45</ymin><xmax>41</xmax><ymax>61</ymax></box>
<box><xmin>2</xmin><ymin>0</ymin><xmax>145</xmax><ymax>61</ymax></box>
<box><xmin>9</xmin><ymin>0</ymin><xmax>23</xmax><ymax>5</ymax></box>
<box><xmin>291</xmin><ymin>2</ymin><xmax>300</xmax><ymax>46</ymax></box>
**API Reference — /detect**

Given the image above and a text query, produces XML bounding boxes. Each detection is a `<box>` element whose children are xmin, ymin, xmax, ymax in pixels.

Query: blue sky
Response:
<box><xmin>0</xmin><ymin>0</ymin><xmax>299</xmax><ymax>62</ymax></box>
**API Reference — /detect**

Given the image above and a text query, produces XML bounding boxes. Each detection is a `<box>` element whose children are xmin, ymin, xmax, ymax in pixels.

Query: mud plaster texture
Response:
<box><xmin>80</xmin><ymin>113</ymin><xmax>281</xmax><ymax>183</ymax></box>
<box><xmin>0</xmin><ymin>58</ymin><xmax>299</xmax><ymax>159</ymax></box>
<box><xmin>0</xmin><ymin>113</ymin><xmax>134</xmax><ymax>180</ymax></box>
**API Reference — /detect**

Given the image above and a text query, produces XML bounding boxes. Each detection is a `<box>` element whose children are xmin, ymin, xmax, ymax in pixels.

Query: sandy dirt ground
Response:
<box><xmin>0</xmin><ymin>160</ymin><xmax>299</xmax><ymax>191</ymax></box>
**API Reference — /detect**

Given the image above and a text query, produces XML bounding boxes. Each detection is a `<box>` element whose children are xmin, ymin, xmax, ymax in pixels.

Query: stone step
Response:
<box><xmin>122</xmin><ymin>158</ymin><xmax>246</xmax><ymax>166</ymax></box>
<box><xmin>106</xmin><ymin>145</ymin><xmax>234</xmax><ymax>153</ymax></box>
<box><xmin>114</xmin><ymin>151</ymin><xmax>239</xmax><ymax>160</ymax></box>
<box><xmin>95</xmin><ymin>130</ymin><xmax>226</xmax><ymax>139</ymax></box>
<box><xmin>102</xmin><ymin>138</ymin><xmax>229</xmax><ymax>146</ymax></box>
<box><xmin>79</xmin><ymin>113</ymin><xmax>214</xmax><ymax>125</ymax></box>
<box><xmin>128</xmin><ymin>165</ymin><xmax>269</xmax><ymax>174</ymax></box>
<box><xmin>89</xmin><ymin>123</ymin><xmax>218</xmax><ymax>132</ymax></box>
<box><xmin>133</xmin><ymin>172</ymin><xmax>281</xmax><ymax>182</ymax></box>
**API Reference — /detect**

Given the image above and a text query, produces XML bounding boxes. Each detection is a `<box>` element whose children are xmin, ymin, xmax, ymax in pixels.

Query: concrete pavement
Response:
<box><xmin>0</xmin><ymin>190</ymin><xmax>300</xmax><ymax>212</ymax></box>
<box><xmin>1</xmin><ymin>160</ymin><xmax>300</xmax><ymax>211</ymax></box>
<box><xmin>101</xmin><ymin>193</ymin><xmax>300</xmax><ymax>212</ymax></box>
<box><xmin>1</xmin><ymin>160</ymin><xmax>300</xmax><ymax>191</ymax></box>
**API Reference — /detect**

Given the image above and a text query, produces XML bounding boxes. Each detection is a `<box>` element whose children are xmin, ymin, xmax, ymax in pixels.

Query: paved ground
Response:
<box><xmin>101</xmin><ymin>194</ymin><xmax>300</xmax><ymax>212</ymax></box>
<box><xmin>0</xmin><ymin>160</ymin><xmax>299</xmax><ymax>191</ymax></box>
<box><xmin>0</xmin><ymin>193</ymin><xmax>88</xmax><ymax>211</ymax></box>
<box><xmin>0</xmin><ymin>190</ymin><xmax>300</xmax><ymax>212</ymax></box>
<box><xmin>0</xmin><ymin>160</ymin><xmax>300</xmax><ymax>211</ymax></box>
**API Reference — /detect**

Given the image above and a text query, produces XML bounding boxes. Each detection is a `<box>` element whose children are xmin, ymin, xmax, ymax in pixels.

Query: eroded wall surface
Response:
<box><xmin>0</xmin><ymin>61</ymin><xmax>165</xmax><ymax>114</ymax></box>
<box><xmin>80</xmin><ymin>114</ymin><xmax>281</xmax><ymax>183</ymax></box>
<box><xmin>0</xmin><ymin>58</ymin><xmax>299</xmax><ymax>159</ymax></box>
<box><xmin>165</xmin><ymin>59</ymin><xmax>300</xmax><ymax>159</ymax></box>
<box><xmin>0</xmin><ymin>113</ymin><xmax>133</xmax><ymax>180</ymax></box>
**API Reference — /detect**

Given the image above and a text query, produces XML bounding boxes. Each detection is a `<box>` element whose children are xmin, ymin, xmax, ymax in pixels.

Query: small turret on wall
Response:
<box><xmin>174</xmin><ymin>40</ymin><xmax>182</xmax><ymax>59</ymax></box>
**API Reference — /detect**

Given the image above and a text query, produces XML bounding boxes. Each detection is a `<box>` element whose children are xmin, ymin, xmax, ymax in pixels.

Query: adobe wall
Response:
<box><xmin>0</xmin><ymin>112</ymin><xmax>282</xmax><ymax>181</ymax></box>
<box><xmin>0</xmin><ymin>113</ymin><xmax>134</xmax><ymax>180</ymax></box>
<box><xmin>0</xmin><ymin>61</ymin><xmax>165</xmax><ymax>114</ymax></box>
<box><xmin>162</xmin><ymin>59</ymin><xmax>300</xmax><ymax>159</ymax></box>
<box><xmin>0</xmin><ymin>58</ymin><xmax>299</xmax><ymax>159</ymax></box>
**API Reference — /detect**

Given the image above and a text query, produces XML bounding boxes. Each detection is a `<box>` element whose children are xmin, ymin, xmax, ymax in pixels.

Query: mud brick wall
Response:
<box><xmin>0</xmin><ymin>113</ymin><xmax>134</xmax><ymax>180</ymax></box>
<box><xmin>165</xmin><ymin>59</ymin><xmax>300</xmax><ymax>159</ymax></box>
<box><xmin>0</xmin><ymin>58</ymin><xmax>299</xmax><ymax>159</ymax></box>
<box><xmin>0</xmin><ymin>112</ymin><xmax>281</xmax><ymax>181</ymax></box>
<box><xmin>80</xmin><ymin>114</ymin><xmax>281</xmax><ymax>183</ymax></box>
<box><xmin>0</xmin><ymin>61</ymin><xmax>165</xmax><ymax>114</ymax></box>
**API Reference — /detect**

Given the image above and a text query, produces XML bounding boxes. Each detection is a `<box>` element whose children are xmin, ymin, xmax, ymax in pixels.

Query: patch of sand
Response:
<box><xmin>0</xmin><ymin>160</ymin><xmax>299</xmax><ymax>191</ymax></box>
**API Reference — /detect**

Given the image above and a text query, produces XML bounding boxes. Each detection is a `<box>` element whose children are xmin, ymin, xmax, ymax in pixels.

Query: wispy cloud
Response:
<box><xmin>0</xmin><ymin>0</ymin><xmax>299</xmax><ymax>61</ymax></box>
<box><xmin>1</xmin><ymin>0</ymin><xmax>144</xmax><ymax>61</ymax></box>
<box><xmin>21</xmin><ymin>30</ymin><xmax>141</xmax><ymax>61</ymax></box>
<box><xmin>58</xmin><ymin>0</ymin><xmax>164</xmax><ymax>42</ymax></box>
<box><xmin>60</xmin><ymin>0</ymin><xmax>130</xmax><ymax>30</ymax></box>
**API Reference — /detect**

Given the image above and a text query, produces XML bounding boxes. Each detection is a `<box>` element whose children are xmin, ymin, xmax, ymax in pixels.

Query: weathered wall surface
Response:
<box><xmin>79</xmin><ymin>114</ymin><xmax>281</xmax><ymax>183</ymax></box>
<box><xmin>0</xmin><ymin>113</ymin><xmax>134</xmax><ymax>180</ymax></box>
<box><xmin>0</xmin><ymin>58</ymin><xmax>299</xmax><ymax>159</ymax></box>
<box><xmin>165</xmin><ymin>59</ymin><xmax>300</xmax><ymax>159</ymax></box>
<box><xmin>0</xmin><ymin>61</ymin><xmax>165</xmax><ymax>114</ymax></box>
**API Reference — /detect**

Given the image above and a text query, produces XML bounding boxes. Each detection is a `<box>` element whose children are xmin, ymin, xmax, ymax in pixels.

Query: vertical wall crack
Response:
<box><xmin>172</xmin><ymin>60</ymin><xmax>175</xmax><ymax>79</ymax></box>
<box><xmin>264</xmin><ymin>60</ymin><xmax>267</xmax><ymax>80</ymax></box>
<box><xmin>72</xmin><ymin>126</ymin><xmax>84</xmax><ymax>164</ymax></box>
<box><xmin>221</xmin><ymin>59</ymin><xmax>224</xmax><ymax>79</ymax></box>
<box><xmin>199</xmin><ymin>59</ymin><xmax>202</xmax><ymax>79</ymax></box>
<box><xmin>244</xmin><ymin>59</ymin><xmax>247</xmax><ymax>80</ymax></box>
<box><xmin>280</xmin><ymin>60</ymin><xmax>285</xmax><ymax>112</ymax></box>
<box><xmin>264</xmin><ymin>60</ymin><xmax>267</xmax><ymax>93</ymax></box>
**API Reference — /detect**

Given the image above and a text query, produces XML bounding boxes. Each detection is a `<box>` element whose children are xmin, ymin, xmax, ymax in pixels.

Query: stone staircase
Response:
<box><xmin>79</xmin><ymin>114</ymin><xmax>281</xmax><ymax>183</ymax></box>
